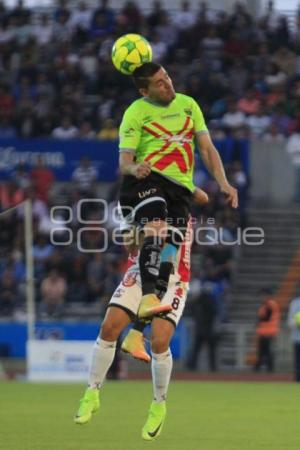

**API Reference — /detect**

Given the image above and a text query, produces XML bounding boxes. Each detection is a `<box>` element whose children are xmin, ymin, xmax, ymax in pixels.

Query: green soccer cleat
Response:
<box><xmin>74</xmin><ymin>387</ymin><xmax>100</xmax><ymax>425</ymax></box>
<box><xmin>121</xmin><ymin>329</ymin><xmax>151</xmax><ymax>363</ymax></box>
<box><xmin>138</xmin><ymin>294</ymin><xmax>172</xmax><ymax>319</ymax></box>
<box><xmin>142</xmin><ymin>401</ymin><xmax>166</xmax><ymax>441</ymax></box>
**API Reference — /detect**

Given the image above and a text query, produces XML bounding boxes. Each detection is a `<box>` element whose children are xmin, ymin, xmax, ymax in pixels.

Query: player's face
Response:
<box><xmin>144</xmin><ymin>68</ymin><xmax>176</xmax><ymax>105</ymax></box>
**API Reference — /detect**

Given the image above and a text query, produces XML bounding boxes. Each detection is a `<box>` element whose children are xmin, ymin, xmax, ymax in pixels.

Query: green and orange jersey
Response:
<box><xmin>119</xmin><ymin>93</ymin><xmax>208</xmax><ymax>192</ymax></box>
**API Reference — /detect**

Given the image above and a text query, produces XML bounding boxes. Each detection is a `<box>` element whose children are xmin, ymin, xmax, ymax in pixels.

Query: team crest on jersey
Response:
<box><xmin>184</xmin><ymin>108</ymin><xmax>192</xmax><ymax>116</ymax></box>
<box><xmin>113</xmin><ymin>287</ymin><xmax>125</xmax><ymax>298</ymax></box>
<box><xmin>175</xmin><ymin>287</ymin><xmax>184</xmax><ymax>298</ymax></box>
<box><xmin>124</xmin><ymin>127</ymin><xmax>135</xmax><ymax>137</ymax></box>
<box><xmin>143</xmin><ymin>115</ymin><xmax>153</xmax><ymax>124</ymax></box>
<box><xmin>122</xmin><ymin>272</ymin><xmax>137</xmax><ymax>287</ymax></box>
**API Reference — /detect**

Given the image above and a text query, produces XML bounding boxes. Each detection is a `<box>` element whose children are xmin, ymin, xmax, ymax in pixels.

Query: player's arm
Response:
<box><xmin>196</xmin><ymin>133</ymin><xmax>238</xmax><ymax>209</ymax></box>
<box><xmin>119</xmin><ymin>108</ymin><xmax>151</xmax><ymax>179</ymax></box>
<box><xmin>192</xmin><ymin>99</ymin><xmax>238</xmax><ymax>209</ymax></box>
<box><xmin>119</xmin><ymin>152</ymin><xmax>151</xmax><ymax>179</ymax></box>
<box><xmin>193</xmin><ymin>187</ymin><xmax>209</xmax><ymax>205</ymax></box>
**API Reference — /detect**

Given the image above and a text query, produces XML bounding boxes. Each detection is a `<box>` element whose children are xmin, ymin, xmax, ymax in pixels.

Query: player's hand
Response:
<box><xmin>131</xmin><ymin>162</ymin><xmax>151</xmax><ymax>179</ymax></box>
<box><xmin>220</xmin><ymin>183</ymin><xmax>239</xmax><ymax>209</ymax></box>
<box><xmin>193</xmin><ymin>187</ymin><xmax>209</xmax><ymax>205</ymax></box>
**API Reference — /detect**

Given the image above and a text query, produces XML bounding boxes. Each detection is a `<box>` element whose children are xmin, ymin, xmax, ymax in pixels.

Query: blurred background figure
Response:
<box><xmin>39</xmin><ymin>268</ymin><xmax>67</xmax><ymax>319</ymax></box>
<box><xmin>287</xmin><ymin>296</ymin><xmax>300</xmax><ymax>382</ymax></box>
<box><xmin>187</xmin><ymin>283</ymin><xmax>222</xmax><ymax>372</ymax></box>
<box><xmin>254</xmin><ymin>288</ymin><xmax>280</xmax><ymax>373</ymax></box>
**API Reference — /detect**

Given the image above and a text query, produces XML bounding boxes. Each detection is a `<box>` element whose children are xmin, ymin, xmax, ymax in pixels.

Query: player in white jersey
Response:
<box><xmin>74</xmin><ymin>188</ymin><xmax>207</xmax><ymax>441</ymax></box>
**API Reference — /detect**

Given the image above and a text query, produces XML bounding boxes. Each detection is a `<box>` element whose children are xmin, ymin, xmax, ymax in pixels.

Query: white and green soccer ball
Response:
<box><xmin>111</xmin><ymin>34</ymin><xmax>153</xmax><ymax>75</ymax></box>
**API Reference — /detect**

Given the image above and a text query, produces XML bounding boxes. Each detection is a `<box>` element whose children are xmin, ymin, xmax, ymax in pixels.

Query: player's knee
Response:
<box><xmin>100</xmin><ymin>320</ymin><xmax>120</xmax><ymax>341</ymax></box>
<box><xmin>151</xmin><ymin>335</ymin><xmax>170</xmax><ymax>354</ymax></box>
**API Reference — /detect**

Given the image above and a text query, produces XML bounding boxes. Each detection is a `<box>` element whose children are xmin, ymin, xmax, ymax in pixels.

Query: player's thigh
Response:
<box><xmin>161</xmin><ymin>279</ymin><xmax>188</xmax><ymax>327</ymax></box>
<box><xmin>100</xmin><ymin>306</ymin><xmax>132</xmax><ymax>341</ymax></box>
<box><xmin>108</xmin><ymin>273</ymin><xmax>141</xmax><ymax>317</ymax></box>
<box><xmin>150</xmin><ymin>317</ymin><xmax>175</xmax><ymax>353</ymax></box>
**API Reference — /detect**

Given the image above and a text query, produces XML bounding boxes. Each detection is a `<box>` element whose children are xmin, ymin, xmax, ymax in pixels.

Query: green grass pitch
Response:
<box><xmin>1</xmin><ymin>380</ymin><xmax>300</xmax><ymax>450</ymax></box>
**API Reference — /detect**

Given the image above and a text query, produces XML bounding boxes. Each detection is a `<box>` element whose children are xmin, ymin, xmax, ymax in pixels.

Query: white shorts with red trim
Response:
<box><xmin>108</xmin><ymin>266</ymin><xmax>188</xmax><ymax>326</ymax></box>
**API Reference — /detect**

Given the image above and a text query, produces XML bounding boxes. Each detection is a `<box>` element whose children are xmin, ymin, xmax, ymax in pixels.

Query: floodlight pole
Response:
<box><xmin>24</xmin><ymin>199</ymin><xmax>35</xmax><ymax>341</ymax></box>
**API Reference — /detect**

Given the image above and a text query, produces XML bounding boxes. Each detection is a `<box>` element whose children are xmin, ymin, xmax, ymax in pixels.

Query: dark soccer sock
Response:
<box><xmin>139</xmin><ymin>236</ymin><xmax>163</xmax><ymax>296</ymax></box>
<box><xmin>155</xmin><ymin>240</ymin><xmax>179</xmax><ymax>300</ymax></box>
<box><xmin>155</xmin><ymin>261</ymin><xmax>174</xmax><ymax>300</ymax></box>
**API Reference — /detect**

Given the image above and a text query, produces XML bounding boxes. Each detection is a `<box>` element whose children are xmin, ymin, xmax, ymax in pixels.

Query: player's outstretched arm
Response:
<box><xmin>193</xmin><ymin>187</ymin><xmax>209</xmax><ymax>205</ymax></box>
<box><xmin>197</xmin><ymin>133</ymin><xmax>238</xmax><ymax>209</ymax></box>
<box><xmin>119</xmin><ymin>152</ymin><xmax>151</xmax><ymax>179</ymax></box>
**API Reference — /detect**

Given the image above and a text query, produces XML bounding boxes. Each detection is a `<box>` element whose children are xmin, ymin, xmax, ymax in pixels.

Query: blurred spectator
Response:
<box><xmin>246</xmin><ymin>105</ymin><xmax>271</xmax><ymax>138</ymax></box>
<box><xmin>264</xmin><ymin>62</ymin><xmax>286</xmax><ymax>88</ymax></box>
<box><xmin>97</xmin><ymin>118</ymin><xmax>118</xmax><ymax>140</ymax></box>
<box><xmin>187</xmin><ymin>283</ymin><xmax>222</xmax><ymax>371</ymax></box>
<box><xmin>155</xmin><ymin>11</ymin><xmax>177</xmax><ymax>48</ymax></box>
<box><xmin>0</xmin><ymin>267</ymin><xmax>19</xmax><ymax>316</ymax></box>
<box><xmin>286</xmin><ymin>129</ymin><xmax>300</xmax><ymax>201</ymax></box>
<box><xmin>172</xmin><ymin>0</ymin><xmax>196</xmax><ymax>30</ymax></box>
<box><xmin>271</xmin><ymin>107</ymin><xmax>291</xmax><ymax>136</ymax></box>
<box><xmin>222</xmin><ymin>101</ymin><xmax>246</xmax><ymax>131</ymax></box>
<box><xmin>0</xmin><ymin>117</ymin><xmax>17</xmax><ymax>138</ymax></box>
<box><xmin>12</xmin><ymin>163</ymin><xmax>30</xmax><ymax>190</ymax></box>
<box><xmin>79</xmin><ymin>43</ymin><xmax>98</xmax><ymax>80</ymax></box>
<box><xmin>25</xmin><ymin>187</ymin><xmax>49</xmax><ymax>226</ymax></box>
<box><xmin>33</xmin><ymin>233</ymin><xmax>54</xmax><ymax>281</ymax></box>
<box><xmin>72</xmin><ymin>155</ymin><xmax>98</xmax><ymax>194</ymax></box>
<box><xmin>150</xmin><ymin>32</ymin><xmax>168</xmax><ymax>62</ymax></box>
<box><xmin>39</xmin><ymin>268</ymin><xmax>66</xmax><ymax>318</ymax></box>
<box><xmin>69</xmin><ymin>1</ymin><xmax>93</xmax><ymax>33</ymax></box>
<box><xmin>254</xmin><ymin>288</ymin><xmax>280</xmax><ymax>373</ymax></box>
<box><xmin>87</xmin><ymin>253</ymin><xmax>106</xmax><ymax>302</ymax></box>
<box><xmin>33</xmin><ymin>14</ymin><xmax>53</xmax><ymax>46</ymax></box>
<box><xmin>120</xmin><ymin>1</ymin><xmax>143</xmax><ymax>33</ymax></box>
<box><xmin>78</xmin><ymin>121</ymin><xmax>96</xmax><ymax>139</ymax></box>
<box><xmin>237</xmin><ymin>90</ymin><xmax>260</xmax><ymax>115</ymax></box>
<box><xmin>0</xmin><ymin>85</ymin><xmax>14</xmax><ymax>119</ymax></box>
<box><xmin>52</xmin><ymin>116</ymin><xmax>78</xmax><ymax>139</ymax></box>
<box><xmin>287</xmin><ymin>296</ymin><xmax>300</xmax><ymax>382</ymax></box>
<box><xmin>262</xmin><ymin>123</ymin><xmax>285</xmax><ymax>142</ymax></box>
<box><xmin>147</xmin><ymin>0</ymin><xmax>166</xmax><ymax>28</ymax></box>
<box><xmin>91</xmin><ymin>0</ymin><xmax>115</xmax><ymax>33</ymax></box>
<box><xmin>30</xmin><ymin>156</ymin><xmax>55</xmax><ymax>202</ymax></box>
<box><xmin>0</xmin><ymin>180</ymin><xmax>24</xmax><ymax>211</ymax></box>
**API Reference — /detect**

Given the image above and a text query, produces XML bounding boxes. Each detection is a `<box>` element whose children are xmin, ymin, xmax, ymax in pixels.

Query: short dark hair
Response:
<box><xmin>132</xmin><ymin>62</ymin><xmax>162</xmax><ymax>89</ymax></box>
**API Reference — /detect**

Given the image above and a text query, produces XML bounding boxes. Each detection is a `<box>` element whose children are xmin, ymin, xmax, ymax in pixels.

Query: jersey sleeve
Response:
<box><xmin>191</xmin><ymin>99</ymin><xmax>208</xmax><ymax>134</ymax></box>
<box><xmin>119</xmin><ymin>107</ymin><xmax>141</xmax><ymax>152</ymax></box>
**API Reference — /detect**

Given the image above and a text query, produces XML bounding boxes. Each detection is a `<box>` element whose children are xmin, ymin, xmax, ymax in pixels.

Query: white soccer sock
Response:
<box><xmin>151</xmin><ymin>348</ymin><xmax>173</xmax><ymax>403</ymax></box>
<box><xmin>88</xmin><ymin>337</ymin><xmax>117</xmax><ymax>389</ymax></box>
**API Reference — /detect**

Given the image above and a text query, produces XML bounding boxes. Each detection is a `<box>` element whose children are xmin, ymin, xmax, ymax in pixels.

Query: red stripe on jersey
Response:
<box><xmin>125</xmin><ymin>250</ymin><xmax>138</xmax><ymax>270</ymax></box>
<box><xmin>142</xmin><ymin>125</ymin><xmax>161</xmax><ymax>138</ymax></box>
<box><xmin>152</xmin><ymin>122</ymin><xmax>173</xmax><ymax>136</ymax></box>
<box><xmin>153</xmin><ymin>147</ymin><xmax>188</xmax><ymax>173</ymax></box>
<box><xmin>177</xmin><ymin>217</ymin><xmax>193</xmax><ymax>282</ymax></box>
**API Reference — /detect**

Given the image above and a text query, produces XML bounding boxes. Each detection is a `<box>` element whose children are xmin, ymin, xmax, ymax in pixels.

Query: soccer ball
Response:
<box><xmin>111</xmin><ymin>34</ymin><xmax>153</xmax><ymax>75</ymax></box>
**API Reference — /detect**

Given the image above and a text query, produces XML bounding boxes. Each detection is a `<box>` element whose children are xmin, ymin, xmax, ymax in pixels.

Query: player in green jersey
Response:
<box><xmin>118</xmin><ymin>62</ymin><xmax>237</xmax><ymax>321</ymax></box>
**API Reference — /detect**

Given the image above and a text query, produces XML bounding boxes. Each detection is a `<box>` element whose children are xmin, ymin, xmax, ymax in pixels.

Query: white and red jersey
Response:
<box><xmin>125</xmin><ymin>218</ymin><xmax>193</xmax><ymax>282</ymax></box>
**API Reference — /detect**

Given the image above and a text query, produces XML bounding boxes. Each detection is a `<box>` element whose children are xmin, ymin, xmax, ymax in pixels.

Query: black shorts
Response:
<box><xmin>119</xmin><ymin>171</ymin><xmax>192</xmax><ymax>237</ymax></box>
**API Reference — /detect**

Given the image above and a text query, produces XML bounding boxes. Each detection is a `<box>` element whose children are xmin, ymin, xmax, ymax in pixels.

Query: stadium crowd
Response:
<box><xmin>3</xmin><ymin>0</ymin><xmax>291</xmax><ymax>371</ymax></box>
<box><xmin>0</xmin><ymin>0</ymin><xmax>299</xmax><ymax>140</ymax></box>
<box><xmin>0</xmin><ymin>151</ymin><xmax>244</xmax><ymax>323</ymax></box>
